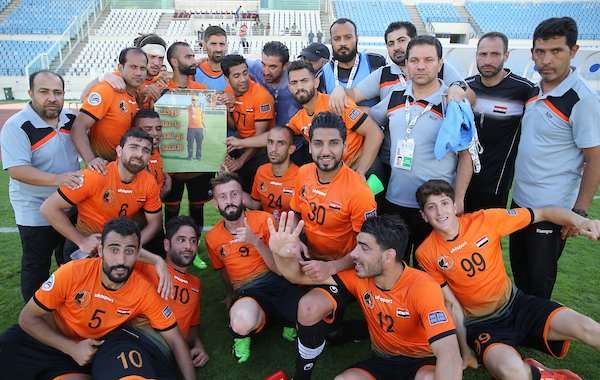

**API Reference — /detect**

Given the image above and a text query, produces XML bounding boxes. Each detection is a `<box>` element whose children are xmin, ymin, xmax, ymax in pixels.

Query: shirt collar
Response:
<box><xmin>404</xmin><ymin>79</ymin><xmax>446</xmax><ymax>103</ymax></box>
<box><xmin>389</xmin><ymin>62</ymin><xmax>403</xmax><ymax>75</ymax></box>
<box><xmin>25</xmin><ymin>102</ymin><xmax>71</xmax><ymax>129</ymax></box>
<box><xmin>537</xmin><ymin>67</ymin><xmax>577</xmax><ymax>98</ymax></box>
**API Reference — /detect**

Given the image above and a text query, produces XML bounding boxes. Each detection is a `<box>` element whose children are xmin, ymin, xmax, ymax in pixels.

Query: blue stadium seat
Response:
<box><xmin>0</xmin><ymin>0</ymin><xmax>97</xmax><ymax>34</ymax></box>
<box><xmin>333</xmin><ymin>0</ymin><xmax>411</xmax><ymax>37</ymax></box>
<box><xmin>417</xmin><ymin>3</ymin><xmax>463</xmax><ymax>23</ymax></box>
<box><xmin>0</xmin><ymin>41</ymin><xmax>61</xmax><ymax>76</ymax></box>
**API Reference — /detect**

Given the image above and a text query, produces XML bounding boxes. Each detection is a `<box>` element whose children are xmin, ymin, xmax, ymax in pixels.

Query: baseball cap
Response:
<box><xmin>299</xmin><ymin>43</ymin><xmax>330</xmax><ymax>61</ymax></box>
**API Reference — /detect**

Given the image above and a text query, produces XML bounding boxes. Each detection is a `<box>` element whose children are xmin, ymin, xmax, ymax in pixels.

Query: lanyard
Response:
<box><xmin>404</xmin><ymin>97</ymin><xmax>433</xmax><ymax>137</ymax></box>
<box><xmin>334</xmin><ymin>53</ymin><xmax>360</xmax><ymax>88</ymax></box>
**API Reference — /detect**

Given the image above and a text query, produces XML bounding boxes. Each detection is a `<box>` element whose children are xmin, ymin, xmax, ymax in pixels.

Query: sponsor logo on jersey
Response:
<box><xmin>536</xmin><ymin>228</ymin><xmax>553</xmax><ymax>235</ymax></box>
<box><xmin>270</xmin><ymin>180</ymin><xmax>282</xmax><ymax>187</ymax></box>
<box><xmin>363</xmin><ymin>291</ymin><xmax>374</xmax><ymax>309</ymax></box>
<box><xmin>41</xmin><ymin>274</ymin><xmax>55</xmax><ymax>291</ymax></box>
<box><xmin>312</xmin><ymin>189</ymin><xmax>326</xmax><ymax>197</ymax></box>
<box><xmin>428</xmin><ymin>310</ymin><xmax>448</xmax><ymax>326</ymax></box>
<box><xmin>94</xmin><ymin>293</ymin><xmax>114</xmax><ymax>303</ymax></box>
<box><xmin>475</xmin><ymin>236</ymin><xmax>489</xmax><ymax>248</ymax></box>
<box><xmin>437</xmin><ymin>256</ymin><xmax>455</xmax><ymax>271</ymax></box>
<box><xmin>374</xmin><ymin>295</ymin><xmax>392</xmax><ymax>304</ymax></box>
<box><xmin>174</xmin><ymin>275</ymin><xmax>189</xmax><ymax>284</ymax></box>
<box><xmin>450</xmin><ymin>241</ymin><xmax>467</xmax><ymax>253</ymax></box>
<box><xmin>87</xmin><ymin>92</ymin><xmax>102</xmax><ymax>106</ymax></box>
<box><xmin>396</xmin><ymin>308</ymin><xmax>410</xmax><ymax>318</ymax></box>
<box><xmin>117</xmin><ymin>188</ymin><xmax>133</xmax><ymax>194</ymax></box>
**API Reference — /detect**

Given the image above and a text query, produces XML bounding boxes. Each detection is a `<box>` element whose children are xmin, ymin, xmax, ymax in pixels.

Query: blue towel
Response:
<box><xmin>434</xmin><ymin>100</ymin><xmax>475</xmax><ymax>160</ymax></box>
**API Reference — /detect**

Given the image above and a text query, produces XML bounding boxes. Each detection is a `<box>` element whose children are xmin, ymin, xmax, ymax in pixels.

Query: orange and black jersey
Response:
<box><xmin>225</xmin><ymin>80</ymin><xmax>275</xmax><ymax>138</ymax></box>
<box><xmin>33</xmin><ymin>257</ymin><xmax>177</xmax><ymax>340</ymax></box>
<box><xmin>416</xmin><ymin>208</ymin><xmax>534</xmax><ymax>318</ymax></box>
<box><xmin>290</xmin><ymin>163</ymin><xmax>376</xmax><ymax>260</ymax></box>
<box><xmin>58</xmin><ymin>161</ymin><xmax>162</xmax><ymax>236</ymax></box>
<box><xmin>336</xmin><ymin>265</ymin><xmax>456</xmax><ymax>358</ymax></box>
<box><xmin>148</xmin><ymin>148</ymin><xmax>165</xmax><ymax>188</ymax></box>
<box><xmin>166</xmin><ymin>76</ymin><xmax>207</xmax><ymax>90</ymax></box>
<box><xmin>251</xmin><ymin>163</ymin><xmax>299</xmax><ymax>215</ymax></box>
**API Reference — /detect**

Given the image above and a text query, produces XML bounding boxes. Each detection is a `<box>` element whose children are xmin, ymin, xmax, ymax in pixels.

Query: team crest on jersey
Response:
<box><xmin>259</xmin><ymin>182</ymin><xmax>267</xmax><ymax>193</ymax></box>
<box><xmin>119</xmin><ymin>100</ymin><xmax>128</xmax><ymax>112</ymax></box>
<box><xmin>475</xmin><ymin>236</ymin><xmax>489</xmax><ymax>248</ymax></box>
<box><xmin>428</xmin><ymin>310</ymin><xmax>448</xmax><ymax>326</ymax></box>
<box><xmin>260</xmin><ymin>103</ymin><xmax>271</xmax><ymax>113</ymax></box>
<box><xmin>41</xmin><ymin>273</ymin><xmax>55</xmax><ymax>291</ymax></box>
<box><xmin>348</xmin><ymin>109</ymin><xmax>361</xmax><ymax>121</ymax></box>
<box><xmin>102</xmin><ymin>189</ymin><xmax>113</xmax><ymax>203</ymax></box>
<box><xmin>74</xmin><ymin>290</ymin><xmax>90</xmax><ymax>308</ymax></box>
<box><xmin>396</xmin><ymin>308</ymin><xmax>410</xmax><ymax>318</ymax></box>
<box><xmin>87</xmin><ymin>92</ymin><xmax>102</xmax><ymax>106</ymax></box>
<box><xmin>300</xmin><ymin>185</ymin><xmax>308</xmax><ymax>200</ymax></box>
<box><xmin>437</xmin><ymin>256</ymin><xmax>454</xmax><ymax>271</ymax></box>
<box><xmin>219</xmin><ymin>247</ymin><xmax>226</xmax><ymax>257</ymax></box>
<box><xmin>363</xmin><ymin>291</ymin><xmax>374</xmax><ymax>309</ymax></box>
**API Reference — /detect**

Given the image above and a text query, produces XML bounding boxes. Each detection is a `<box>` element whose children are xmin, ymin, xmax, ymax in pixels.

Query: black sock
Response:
<box><xmin>294</xmin><ymin>321</ymin><xmax>329</xmax><ymax>380</ymax></box>
<box><xmin>189</xmin><ymin>204</ymin><xmax>205</xmax><ymax>233</ymax></box>
<box><xmin>530</xmin><ymin>365</ymin><xmax>541</xmax><ymax>380</ymax></box>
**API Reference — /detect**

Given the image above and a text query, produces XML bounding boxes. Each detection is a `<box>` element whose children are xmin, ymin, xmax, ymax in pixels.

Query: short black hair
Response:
<box><xmin>287</xmin><ymin>60</ymin><xmax>316</xmax><ymax>77</ymax></box>
<box><xmin>309</xmin><ymin>111</ymin><xmax>346</xmax><ymax>143</ymax></box>
<box><xmin>533</xmin><ymin>17</ymin><xmax>578</xmax><ymax>48</ymax></box>
<box><xmin>478</xmin><ymin>31</ymin><xmax>509</xmax><ymax>52</ymax></box>
<box><xmin>204</xmin><ymin>25</ymin><xmax>227</xmax><ymax>42</ymax></box>
<box><xmin>119</xmin><ymin>127</ymin><xmax>154</xmax><ymax>148</ymax></box>
<box><xmin>384</xmin><ymin>21</ymin><xmax>417</xmax><ymax>43</ymax></box>
<box><xmin>29</xmin><ymin>70</ymin><xmax>64</xmax><ymax>91</ymax></box>
<box><xmin>166</xmin><ymin>41</ymin><xmax>191</xmax><ymax>68</ymax></box>
<box><xmin>361</xmin><ymin>214</ymin><xmax>409</xmax><ymax>262</ymax></box>
<box><xmin>221</xmin><ymin>54</ymin><xmax>247</xmax><ymax>77</ymax></box>
<box><xmin>101</xmin><ymin>217</ymin><xmax>141</xmax><ymax>246</ymax></box>
<box><xmin>165</xmin><ymin>215</ymin><xmax>199</xmax><ymax>241</ymax></box>
<box><xmin>133</xmin><ymin>33</ymin><xmax>167</xmax><ymax>49</ymax></box>
<box><xmin>415</xmin><ymin>179</ymin><xmax>455</xmax><ymax>210</ymax></box>
<box><xmin>329</xmin><ymin>18</ymin><xmax>357</xmax><ymax>36</ymax></box>
<box><xmin>119</xmin><ymin>47</ymin><xmax>148</xmax><ymax>65</ymax></box>
<box><xmin>262</xmin><ymin>41</ymin><xmax>290</xmax><ymax>64</ymax></box>
<box><xmin>406</xmin><ymin>35</ymin><xmax>443</xmax><ymax>59</ymax></box>
<box><xmin>210</xmin><ymin>172</ymin><xmax>242</xmax><ymax>191</ymax></box>
<box><xmin>132</xmin><ymin>109</ymin><xmax>161</xmax><ymax>128</ymax></box>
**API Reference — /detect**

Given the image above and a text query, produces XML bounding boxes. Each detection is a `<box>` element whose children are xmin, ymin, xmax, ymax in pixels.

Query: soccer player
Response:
<box><xmin>246</xmin><ymin>126</ymin><xmax>299</xmax><ymax>219</ymax></box>
<box><xmin>268</xmin><ymin>212</ymin><xmax>463</xmax><ymax>380</ymax></box>
<box><xmin>40</xmin><ymin>128</ymin><xmax>162</xmax><ymax>258</ymax></box>
<box><xmin>369</xmin><ymin>35</ymin><xmax>473</xmax><ymax>259</ymax></box>
<box><xmin>464</xmin><ymin>32</ymin><xmax>535</xmax><ymax>211</ymax></box>
<box><xmin>91</xmin><ymin>216</ymin><xmax>208</xmax><ymax>379</ymax></box>
<box><xmin>166</xmin><ymin>41</ymin><xmax>208</xmax><ymax>91</ymax></box>
<box><xmin>415</xmin><ymin>179</ymin><xmax>600</xmax><ymax>380</ymax></box>
<box><xmin>204</xmin><ymin>173</ymin><xmax>304</xmax><ymax>363</ymax></box>
<box><xmin>72</xmin><ymin>47</ymin><xmax>146</xmax><ymax>172</ymax></box>
<box><xmin>195</xmin><ymin>25</ymin><xmax>228</xmax><ymax>91</ymax></box>
<box><xmin>0</xmin><ymin>217</ymin><xmax>195</xmax><ymax>380</ymax></box>
<box><xmin>511</xmin><ymin>17</ymin><xmax>600</xmax><ymax>299</ymax></box>
<box><xmin>221</xmin><ymin>54</ymin><xmax>275</xmax><ymax>191</ymax></box>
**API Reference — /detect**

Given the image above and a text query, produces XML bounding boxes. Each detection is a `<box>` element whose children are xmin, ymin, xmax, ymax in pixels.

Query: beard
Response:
<box><xmin>103</xmin><ymin>263</ymin><xmax>132</xmax><ymax>284</ymax></box>
<box><xmin>168</xmin><ymin>250</ymin><xmax>195</xmax><ymax>267</ymax></box>
<box><xmin>477</xmin><ymin>63</ymin><xmax>503</xmax><ymax>78</ymax></box>
<box><xmin>315</xmin><ymin>155</ymin><xmax>342</xmax><ymax>172</ymax></box>
<box><xmin>333</xmin><ymin>45</ymin><xmax>358</xmax><ymax>63</ymax></box>
<box><xmin>180</xmin><ymin>64</ymin><xmax>196</xmax><ymax>76</ymax></box>
<box><xmin>390</xmin><ymin>51</ymin><xmax>406</xmax><ymax>66</ymax></box>
<box><xmin>219</xmin><ymin>203</ymin><xmax>244</xmax><ymax>221</ymax></box>
<box><xmin>293</xmin><ymin>88</ymin><xmax>315</xmax><ymax>105</ymax></box>
<box><xmin>122</xmin><ymin>157</ymin><xmax>146</xmax><ymax>174</ymax></box>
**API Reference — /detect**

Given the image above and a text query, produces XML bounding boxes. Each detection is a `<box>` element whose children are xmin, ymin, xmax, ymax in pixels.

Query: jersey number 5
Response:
<box><xmin>88</xmin><ymin>309</ymin><xmax>106</xmax><ymax>329</ymax></box>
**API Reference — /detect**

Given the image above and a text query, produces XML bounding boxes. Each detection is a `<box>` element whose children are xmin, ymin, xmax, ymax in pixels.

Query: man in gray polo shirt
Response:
<box><xmin>0</xmin><ymin>70</ymin><xmax>81</xmax><ymax>301</ymax></box>
<box><xmin>370</xmin><ymin>36</ymin><xmax>473</xmax><ymax>262</ymax></box>
<box><xmin>510</xmin><ymin>17</ymin><xmax>600</xmax><ymax>299</ymax></box>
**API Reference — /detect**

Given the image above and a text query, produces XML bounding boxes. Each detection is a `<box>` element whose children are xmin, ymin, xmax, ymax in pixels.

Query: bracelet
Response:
<box><xmin>572</xmin><ymin>208</ymin><xmax>588</xmax><ymax>217</ymax></box>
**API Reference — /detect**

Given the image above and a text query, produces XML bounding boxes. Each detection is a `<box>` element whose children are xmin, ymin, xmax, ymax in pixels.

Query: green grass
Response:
<box><xmin>0</xmin><ymin>166</ymin><xmax>599</xmax><ymax>379</ymax></box>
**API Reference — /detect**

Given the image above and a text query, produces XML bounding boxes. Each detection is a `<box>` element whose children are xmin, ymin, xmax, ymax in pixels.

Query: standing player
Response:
<box><xmin>204</xmin><ymin>173</ymin><xmax>303</xmax><ymax>363</ymax></box>
<box><xmin>511</xmin><ymin>17</ymin><xmax>600</xmax><ymax>298</ymax></box>
<box><xmin>195</xmin><ymin>25</ymin><xmax>228</xmax><ymax>91</ymax></box>
<box><xmin>135</xmin><ymin>33</ymin><xmax>169</xmax><ymax>108</ymax></box>
<box><xmin>40</xmin><ymin>128</ymin><xmax>162</xmax><ymax>258</ymax></box>
<box><xmin>268</xmin><ymin>212</ymin><xmax>463</xmax><ymax>380</ymax></box>
<box><xmin>415</xmin><ymin>179</ymin><xmax>600</xmax><ymax>379</ymax></box>
<box><xmin>0</xmin><ymin>217</ymin><xmax>195</xmax><ymax>380</ymax></box>
<box><xmin>464</xmin><ymin>32</ymin><xmax>534</xmax><ymax>211</ymax></box>
<box><xmin>72</xmin><ymin>47</ymin><xmax>146</xmax><ymax>172</ymax></box>
<box><xmin>246</xmin><ymin>126</ymin><xmax>299</xmax><ymax>219</ymax></box>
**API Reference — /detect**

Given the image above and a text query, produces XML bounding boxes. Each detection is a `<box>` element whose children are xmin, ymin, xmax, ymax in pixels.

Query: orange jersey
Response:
<box><xmin>416</xmin><ymin>208</ymin><xmax>534</xmax><ymax>318</ymax></box>
<box><xmin>337</xmin><ymin>266</ymin><xmax>456</xmax><ymax>357</ymax></box>
<box><xmin>251</xmin><ymin>163</ymin><xmax>299</xmax><ymax>215</ymax></box>
<box><xmin>166</xmin><ymin>76</ymin><xmax>207</xmax><ymax>90</ymax></box>
<box><xmin>205</xmin><ymin>210</ymin><xmax>272</xmax><ymax>289</ymax></box>
<box><xmin>148</xmin><ymin>148</ymin><xmax>165</xmax><ymax>188</ymax></box>
<box><xmin>81</xmin><ymin>82</ymin><xmax>139</xmax><ymax>161</ymax></box>
<box><xmin>287</xmin><ymin>92</ymin><xmax>367</xmax><ymax>165</ymax></box>
<box><xmin>290</xmin><ymin>163</ymin><xmax>376</xmax><ymax>260</ymax></box>
<box><xmin>138</xmin><ymin>262</ymin><xmax>201</xmax><ymax>337</ymax></box>
<box><xmin>33</xmin><ymin>257</ymin><xmax>177</xmax><ymax>340</ymax></box>
<box><xmin>58</xmin><ymin>161</ymin><xmax>162</xmax><ymax>235</ymax></box>
<box><xmin>188</xmin><ymin>107</ymin><xmax>204</xmax><ymax>129</ymax></box>
<box><xmin>225</xmin><ymin>80</ymin><xmax>275</xmax><ymax>138</ymax></box>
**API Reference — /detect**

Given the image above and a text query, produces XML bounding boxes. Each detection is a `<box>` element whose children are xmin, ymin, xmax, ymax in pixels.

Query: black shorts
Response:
<box><xmin>164</xmin><ymin>172</ymin><xmax>214</xmax><ymax>206</ymax></box>
<box><xmin>311</xmin><ymin>274</ymin><xmax>355</xmax><ymax>324</ymax></box>
<box><xmin>92</xmin><ymin>325</ymin><xmax>177</xmax><ymax>380</ymax></box>
<box><xmin>466</xmin><ymin>289</ymin><xmax>569</xmax><ymax>362</ymax></box>
<box><xmin>235</xmin><ymin>271</ymin><xmax>305</xmax><ymax>327</ymax></box>
<box><xmin>349</xmin><ymin>353</ymin><xmax>436</xmax><ymax>380</ymax></box>
<box><xmin>0</xmin><ymin>324</ymin><xmax>89</xmax><ymax>380</ymax></box>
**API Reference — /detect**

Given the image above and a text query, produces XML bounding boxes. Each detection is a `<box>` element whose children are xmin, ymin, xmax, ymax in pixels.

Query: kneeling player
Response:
<box><xmin>415</xmin><ymin>180</ymin><xmax>600</xmax><ymax>379</ymax></box>
<box><xmin>204</xmin><ymin>173</ymin><xmax>304</xmax><ymax>363</ymax></box>
<box><xmin>92</xmin><ymin>216</ymin><xmax>208</xmax><ymax>379</ymax></box>
<box><xmin>268</xmin><ymin>212</ymin><xmax>463</xmax><ymax>380</ymax></box>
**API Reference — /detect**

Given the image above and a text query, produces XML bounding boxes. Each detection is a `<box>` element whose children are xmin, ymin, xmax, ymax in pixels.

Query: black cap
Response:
<box><xmin>299</xmin><ymin>42</ymin><xmax>330</xmax><ymax>61</ymax></box>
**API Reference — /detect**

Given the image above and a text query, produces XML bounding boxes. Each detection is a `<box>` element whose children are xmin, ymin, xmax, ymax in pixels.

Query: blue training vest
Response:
<box><xmin>322</xmin><ymin>52</ymin><xmax>377</xmax><ymax>107</ymax></box>
<box><xmin>194</xmin><ymin>65</ymin><xmax>227</xmax><ymax>91</ymax></box>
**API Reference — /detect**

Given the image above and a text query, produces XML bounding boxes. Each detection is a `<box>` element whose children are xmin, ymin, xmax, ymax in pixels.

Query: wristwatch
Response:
<box><xmin>572</xmin><ymin>208</ymin><xmax>588</xmax><ymax>217</ymax></box>
<box><xmin>449</xmin><ymin>80</ymin><xmax>468</xmax><ymax>92</ymax></box>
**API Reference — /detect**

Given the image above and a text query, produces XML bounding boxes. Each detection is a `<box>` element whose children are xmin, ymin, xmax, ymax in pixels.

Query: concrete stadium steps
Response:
<box><xmin>456</xmin><ymin>4</ymin><xmax>482</xmax><ymax>36</ymax></box>
<box><xmin>154</xmin><ymin>11</ymin><xmax>173</xmax><ymax>35</ymax></box>
<box><xmin>0</xmin><ymin>0</ymin><xmax>21</xmax><ymax>24</ymax></box>
<box><xmin>404</xmin><ymin>4</ymin><xmax>427</xmax><ymax>35</ymax></box>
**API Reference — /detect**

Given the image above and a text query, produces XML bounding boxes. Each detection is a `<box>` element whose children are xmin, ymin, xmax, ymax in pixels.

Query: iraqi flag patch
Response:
<box><xmin>475</xmin><ymin>236</ymin><xmax>489</xmax><ymax>248</ymax></box>
<box><xmin>493</xmin><ymin>105</ymin><xmax>508</xmax><ymax>114</ymax></box>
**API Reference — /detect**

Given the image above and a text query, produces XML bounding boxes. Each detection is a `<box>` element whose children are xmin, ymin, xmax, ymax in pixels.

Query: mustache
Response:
<box><xmin>109</xmin><ymin>265</ymin><xmax>129</xmax><ymax>272</ymax></box>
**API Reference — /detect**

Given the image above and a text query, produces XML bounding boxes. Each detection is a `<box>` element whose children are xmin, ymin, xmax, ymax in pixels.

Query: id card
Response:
<box><xmin>394</xmin><ymin>138</ymin><xmax>414</xmax><ymax>170</ymax></box>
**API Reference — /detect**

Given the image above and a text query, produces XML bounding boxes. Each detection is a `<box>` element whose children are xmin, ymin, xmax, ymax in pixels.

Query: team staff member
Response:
<box><xmin>205</xmin><ymin>173</ymin><xmax>303</xmax><ymax>363</ymax></box>
<box><xmin>465</xmin><ymin>32</ymin><xmax>534</xmax><ymax>211</ymax></box>
<box><xmin>246</xmin><ymin>126</ymin><xmax>299</xmax><ymax>218</ymax></box>
<box><xmin>415</xmin><ymin>179</ymin><xmax>600</xmax><ymax>380</ymax></box>
<box><xmin>268</xmin><ymin>213</ymin><xmax>462</xmax><ymax>380</ymax></box>
<box><xmin>72</xmin><ymin>47</ymin><xmax>146</xmax><ymax>172</ymax></box>
<box><xmin>221</xmin><ymin>54</ymin><xmax>275</xmax><ymax>192</ymax></box>
<box><xmin>92</xmin><ymin>216</ymin><xmax>208</xmax><ymax>379</ymax></box>
<box><xmin>298</xmin><ymin>42</ymin><xmax>330</xmax><ymax>82</ymax></box>
<box><xmin>369</xmin><ymin>36</ymin><xmax>473</xmax><ymax>259</ymax></box>
<box><xmin>511</xmin><ymin>17</ymin><xmax>600</xmax><ymax>298</ymax></box>
<box><xmin>0</xmin><ymin>218</ymin><xmax>195</xmax><ymax>380</ymax></box>
<box><xmin>195</xmin><ymin>25</ymin><xmax>228</xmax><ymax>91</ymax></box>
<box><xmin>0</xmin><ymin>70</ymin><xmax>82</xmax><ymax>301</ymax></box>
<box><xmin>41</xmin><ymin>128</ymin><xmax>162</xmax><ymax>258</ymax></box>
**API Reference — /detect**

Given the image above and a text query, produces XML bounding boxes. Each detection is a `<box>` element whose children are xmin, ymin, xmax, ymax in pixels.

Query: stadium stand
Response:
<box><xmin>332</xmin><ymin>0</ymin><xmax>411</xmax><ymax>36</ymax></box>
<box><xmin>0</xmin><ymin>0</ymin><xmax>9</xmax><ymax>12</ymax></box>
<box><xmin>265</xmin><ymin>10</ymin><xmax>320</xmax><ymax>36</ymax></box>
<box><xmin>66</xmin><ymin>40</ymin><xmax>129</xmax><ymax>76</ymax></box>
<box><xmin>0</xmin><ymin>41</ymin><xmax>60</xmax><ymax>76</ymax></box>
<box><xmin>417</xmin><ymin>2</ymin><xmax>463</xmax><ymax>23</ymax></box>
<box><xmin>95</xmin><ymin>8</ymin><xmax>162</xmax><ymax>35</ymax></box>
<box><xmin>465</xmin><ymin>1</ymin><xmax>600</xmax><ymax>39</ymax></box>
